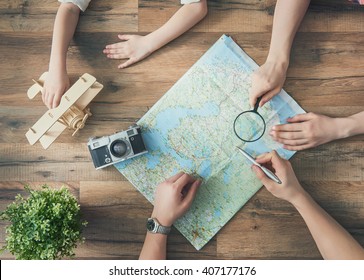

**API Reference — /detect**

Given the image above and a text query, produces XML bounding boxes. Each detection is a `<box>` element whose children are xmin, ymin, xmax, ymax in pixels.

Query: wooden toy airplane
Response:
<box><xmin>26</xmin><ymin>72</ymin><xmax>103</xmax><ymax>149</ymax></box>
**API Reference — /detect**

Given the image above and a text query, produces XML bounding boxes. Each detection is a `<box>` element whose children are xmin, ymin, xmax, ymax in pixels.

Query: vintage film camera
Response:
<box><xmin>88</xmin><ymin>125</ymin><xmax>148</xmax><ymax>169</ymax></box>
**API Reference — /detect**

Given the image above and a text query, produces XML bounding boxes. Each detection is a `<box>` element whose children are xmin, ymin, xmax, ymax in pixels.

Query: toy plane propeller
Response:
<box><xmin>26</xmin><ymin>72</ymin><xmax>103</xmax><ymax>149</ymax></box>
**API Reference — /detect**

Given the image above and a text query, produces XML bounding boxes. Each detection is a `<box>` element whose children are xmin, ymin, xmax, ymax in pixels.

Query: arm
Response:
<box><xmin>139</xmin><ymin>172</ymin><xmax>202</xmax><ymax>260</ymax></box>
<box><xmin>250</xmin><ymin>0</ymin><xmax>311</xmax><ymax>107</ymax></box>
<box><xmin>253</xmin><ymin>151</ymin><xmax>364</xmax><ymax>259</ymax></box>
<box><xmin>140</xmin><ymin>233</ymin><xmax>168</xmax><ymax>260</ymax></box>
<box><xmin>104</xmin><ymin>0</ymin><xmax>208</xmax><ymax>68</ymax></box>
<box><xmin>270</xmin><ymin>111</ymin><xmax>364</xmax><ymax>151</ymax></box>
<box><xmin>42</xmin><ymin>3</ymin><xmax>80</xmax><ymax>109</ymax></box>
<box><xmin>293</xmin><ymin>191</ymin><xmax>364</xmax><ymax>260</ymax></box>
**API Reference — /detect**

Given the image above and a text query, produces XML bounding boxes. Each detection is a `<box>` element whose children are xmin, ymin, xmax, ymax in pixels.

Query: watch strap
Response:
<box><xmin>147</xmin><ymin>218</ymin><xmax>171</xmax><ymax>235</ymax></box>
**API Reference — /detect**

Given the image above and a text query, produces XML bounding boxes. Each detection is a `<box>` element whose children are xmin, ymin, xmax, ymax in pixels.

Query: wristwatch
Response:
<box><xmin>146</xmin><ymin>218</ymin><xmax>171</xmax><ymax>235</ymax></box>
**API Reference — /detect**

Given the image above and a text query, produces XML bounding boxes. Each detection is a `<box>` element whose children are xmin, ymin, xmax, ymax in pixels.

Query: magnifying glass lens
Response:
<box><xmin>234</xmin><ymin>111</ymin><xmax>265</xmax><ymax>142</ymax></box>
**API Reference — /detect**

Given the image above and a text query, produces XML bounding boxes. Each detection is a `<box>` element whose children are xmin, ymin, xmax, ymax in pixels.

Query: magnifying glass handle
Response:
<box><xmin>254</xmin><ymin>96</ymin><xmax>263</xmax><ymax>111</ymax></box>
<box><xmin>260</xmin><ymin>166</ymin><xmax>282</xmax><ymax>184</ymax></box>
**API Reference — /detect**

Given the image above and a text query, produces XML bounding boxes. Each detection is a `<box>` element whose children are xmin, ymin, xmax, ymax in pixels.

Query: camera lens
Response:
<box><xmin>110</xmin><ymin>140</ymin><xmax>128</xmax><ymax>157</ymax></box>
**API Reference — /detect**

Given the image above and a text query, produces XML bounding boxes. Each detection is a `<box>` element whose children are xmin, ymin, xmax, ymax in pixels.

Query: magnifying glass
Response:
<box><xmin>233</xmin><ymin>97</ymin><xmax>266</xmax><ymax>142</ymax></box>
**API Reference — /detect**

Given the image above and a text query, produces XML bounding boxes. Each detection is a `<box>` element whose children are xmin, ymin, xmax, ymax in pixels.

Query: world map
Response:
<box><xmin>115</xmin><ymin>35</ymin><xmax>305</xmax><ymax>250</ymax></box>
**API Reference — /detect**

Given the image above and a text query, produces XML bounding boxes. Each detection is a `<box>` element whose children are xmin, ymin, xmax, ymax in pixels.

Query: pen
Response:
<box><xmin>236</xmin><ymin>146</ymin><xmax>282</xmax><ymax>184</ymax></box>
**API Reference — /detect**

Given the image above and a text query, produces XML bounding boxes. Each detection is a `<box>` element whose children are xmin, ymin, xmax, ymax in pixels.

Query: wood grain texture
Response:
<box><xmin>218</xmin><ymin>181</ymin><xmax>364</xmax><ymax>259</ymax></box>
<box><xmin>0</xmin><ymin>0</ymin><xmax>363</xmax><ymax>259</ymax></box>
<box><xmin>0</xmin><ymin>0</ymin><xmax>138</xmax><ymax>33</ymax></box>
<box><xmin>139</xmin><ymin>0</ymin><xmax>364</xmax><ymax>33</ymax></box>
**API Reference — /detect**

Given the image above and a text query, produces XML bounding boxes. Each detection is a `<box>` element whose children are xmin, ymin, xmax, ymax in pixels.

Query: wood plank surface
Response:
<box><xmin>139</xmin><ymin>0</ymin><xmax>364</xmax><ymax>33</ymax></box>
<box><xmin>0</xmin><ymin>0</ymin><xmax>363</xmax><ymax>259</ymax></box>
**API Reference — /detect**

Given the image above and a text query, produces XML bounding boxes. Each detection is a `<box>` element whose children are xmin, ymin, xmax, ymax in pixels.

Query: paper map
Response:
<box><xmin>115</xmin><ymin>35</ymin><xmax>305</xmax><ymax>250</ymax></box>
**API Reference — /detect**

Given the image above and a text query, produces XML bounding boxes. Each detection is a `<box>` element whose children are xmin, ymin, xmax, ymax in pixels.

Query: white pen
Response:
<box><xmin>236</xmin><ymin>146</ymin><xmax>282</xmax><ymax>184</ymax></box>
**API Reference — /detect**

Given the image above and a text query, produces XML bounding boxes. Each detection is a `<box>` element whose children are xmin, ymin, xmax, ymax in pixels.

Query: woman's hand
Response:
<box><xmin>252</xmin><ymin>150</ymin><xmax>306</xmax><ymax>205</ymax></box>
<box><xmin>270</xmin><ymin>113</ymin><xmax>345</xmax><ymax>151</ymax></box>
<box><xmin>42</xmin><ymin>71</ymin><xmax>70</xmax><ymax>109</ymax></box>
<box><xmin>151</xmin><ymin>172</ymin><xmax>202</xmax><ymax>226</ymax></box>
<box><xmin>249</xmin><ymin>59</ymin><xmax>288</xmax><ymax>108</ymax></box>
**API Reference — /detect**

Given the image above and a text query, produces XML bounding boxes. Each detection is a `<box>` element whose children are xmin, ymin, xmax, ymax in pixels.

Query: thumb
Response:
<box><xmin>287</xmin><ymin>113</ymin><xmax>312</xmax><ymax>123</ymax></box>
<box><xmin>252</xmin><ymin>165</ymin><xmax>271</xmax><ymax>187</ymax></box>
<box><xmin>118</xmin><ymin>34</ymin><xmax>132</xmax><ymax>41</ymax></box>
<box><xmin>118</xmin><ymin>57</ymin><xmax>137</xmax><ymax>69</ymax></box>
<box><xmin>181</xmin><ymin>180</ymin><xmax>201</xmax><ymax>210</ymax></box>
<box><xmin>260</xmin><ymin>87</ymin><xmax>281</xmax><ymax>107</ymax></box>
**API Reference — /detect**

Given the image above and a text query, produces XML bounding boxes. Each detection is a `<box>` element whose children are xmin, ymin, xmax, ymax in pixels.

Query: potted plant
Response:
<box><xmin>1</xmin><ymin>185</ymin><xmax>87</xmax><ymax>260</ymax></box>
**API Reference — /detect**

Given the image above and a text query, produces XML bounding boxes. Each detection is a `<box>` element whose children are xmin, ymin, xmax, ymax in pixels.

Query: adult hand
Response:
<box><xmin>270</xmin><ymin>112</ymin><xmax>343</xmax><ymax>151</ymax></box>
<box><xmin>252</xmin><ymin>150</ymin><xmax>306</xmax><ymax>205</ymax></box>
<box><xmin>151</xmin><ymin>172</ymin><xmax>202</xmax><ymax>227</ymax></box>
<box><xmin>103</xmin><ymin>34</ymin><xmax>154</xmax><ymax>69</ymax></box>
<box><xmin>42</xmin><ymin>71</ymin><xmax>70</xmax><ymax>109</ymax></box>
<box><xmin>250</xmin><ymin>60</ymin><xmax>288</xmax><ymax>108</ymax></box>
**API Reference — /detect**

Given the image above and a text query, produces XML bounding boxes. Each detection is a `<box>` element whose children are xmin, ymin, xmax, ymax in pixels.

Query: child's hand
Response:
<box><xmin>252</xmin><ymin>150</ymin><xmax>306</xmax><ymax>205</ymax></box>
<box><xmin>151</xmin><ymin>172</ymin><xmax>202</xmax><ymax>227</ymax></box>
<box><xmin>270</xmin><ymin>113</ymin><xmax>342</xmax><ymax>151</ymax></box>
<box><xmin>250</xmin><ymin>59</ymin><xmax>288</xmax><ymax>108</ymax></box>
<box><xmin>42</xmin><ymin>71</ymin><xmax>70</xmax><ymax>109</ymax></box>
<box><xmin>103</xmin><ymin>34</ymin><xmax>154</xmax><ymax>69</ymax></box>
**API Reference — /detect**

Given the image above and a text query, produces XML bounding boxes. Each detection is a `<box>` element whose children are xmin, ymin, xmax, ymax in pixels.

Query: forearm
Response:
<box><xmin>268</xmin><ymin>0</ymin><xmax>310</xmax><ymax>65</ymax></box>
<box><xmin>139</xmin><ymin>233</ymin><xmax>167</xmax><ymax>260</ymax></box>
<box><xmin>49</xmin><ymin>3</ymin><xmax>80</xmax><ymax>73</ymax></box>
<box><xmin>146</xmin><ymin>1</ymin><xmax>207</xmax><ymax>52</ymax></box>
<box><xmin>336</xmin><ymin>111</ymin><xmax>364</xmax><ymax>139</ymax></box>
<box><xmin>292</xmin><ymin>192</ymin><xmax>364</xmax><ymax>259</ymax></box>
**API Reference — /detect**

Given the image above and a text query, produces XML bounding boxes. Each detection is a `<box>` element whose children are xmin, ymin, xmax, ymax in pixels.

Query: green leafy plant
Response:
<box><xmin>1</xmin><ymin>185</ymin><xmax>87</xmax><ymax>260</ymax></box>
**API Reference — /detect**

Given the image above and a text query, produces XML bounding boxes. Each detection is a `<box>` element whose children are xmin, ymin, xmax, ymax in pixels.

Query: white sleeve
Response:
<box><xmin>58</xmin><ymin>0</ymin><xmax>91</xmax><ymax>12</ymax></box>
<box><xmin>181</xmin><ymin>0</ymin><xmax>201</xmax><ymax>4</ymax></box>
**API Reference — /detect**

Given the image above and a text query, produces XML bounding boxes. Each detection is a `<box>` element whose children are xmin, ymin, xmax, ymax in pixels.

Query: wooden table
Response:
<box><xmin>0</xmin><ymin>0</ymin><xmax>363</xmax><ymax>259</ymax></box>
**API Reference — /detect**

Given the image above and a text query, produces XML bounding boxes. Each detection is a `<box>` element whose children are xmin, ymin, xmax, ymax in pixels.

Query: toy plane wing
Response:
<box><xmin>26</xmin><ymin>72</ymin><xmax>103</xmax><ymax>149</ymax></box>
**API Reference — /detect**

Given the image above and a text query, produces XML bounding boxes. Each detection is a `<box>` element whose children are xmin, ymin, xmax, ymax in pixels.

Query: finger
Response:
<box><xmin>283</xmin><ymin>144</ymin><xmax>313</xmax><ymax>151</ymax></box>
<box><xmin>249</xmin><ymin>85</ymin><xmax>269</xmax><ymax>108</ymax></box>
<box><xmin>104</xmin><ymin>48</ymin><xmax>124</xmax><ymax>55</ymax></box>
<box><xmin>118</xmin><ymin>58</ymin><xmax>137</xmax><ymax>69</ymax></box>
<box><xmin>273</xmin><ymin>138</ymin><xmax>309</xmax><ymax>146</ymax></box>
<box><xmin>255</xmin><ymin>152</ymin><xmax>273</xmax><ymax>165</ymax></box>
<box><xmin>287</xmin><ymin>113</ymin><xmax>313</xmax><ymax>123</ymax></box>
<box><xmin>270</xmin><ymin>150</ymin><xmax>288</xmax><ymax>172</ymax></box>
<box><xmin>52</xmin><ymin>93</ymin><xmax>62</xmax><ymax>109</ymax></box>
<box><xmin>271</xmin><ymin>123</ymin><xmax>303</xmax><ymax>132</ymax></box>
<box><xmin>249</xmin><ymin>91</ymin><xmax>262</xmax><ymax>108</ymax></box>
<box><xmin>259</xmin><ymin>88</ymin><xmax>280</xmax><ymax>107</ymax></box>
<box><xmin>175</xmin><ymin>173</ymin><xmax>196</xmax><ymax>192</ymax></box>
<box><xmin>106</xmin><ymin>53</ymin><xmax>127</xmax><ymax>59</ymax></box>
<box><xmin>270</xmin><ymin>130</ymin><xmax>305</xmax><ymax>140</ymax></box>
<box><xmin>181</xmin><ymin>179</ymin><xmax>201</xmax><ymax>209</ymax></box>
<box><xmin>41</xmin><ymin>88</ymin><xmax>46</xmax><ymax>104</ymax></box>
<box><xmin>104</xmin><ymin>42</ymin><xmax>124</xmax><ymax>49</ymax></box>
<box><xmin>47</xmin><ymin>94</ymin><xmax>55</xmax><ymax>109</ymax></box>
<box><xmin>165</xmin><ymin>172</ymin><xmax>185</xmax><ymax>183</ymax></box>
<box><xmin>252</xmin><ymin>165</ymin><xmax>272</xmax><ymax>186</ymax></box>
<box><xmin>118</xmin><ymin>34</ymin><xmax>132</xmax><ymax>41</ymax></box>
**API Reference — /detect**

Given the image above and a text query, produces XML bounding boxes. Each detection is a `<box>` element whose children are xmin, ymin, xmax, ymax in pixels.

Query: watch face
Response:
<box><xmin>147</xmin><ymin>218</ymin><xmax>155</xmax><ymax>231</ymax></box>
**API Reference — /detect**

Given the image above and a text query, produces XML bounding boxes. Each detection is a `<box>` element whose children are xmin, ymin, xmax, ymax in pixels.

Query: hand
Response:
<box><xmin>103</xmin><ymin>34</ymin><xmax>154</xmax><ymax>69</ymax></box>
<box><xmin>42</xmin><ymin>71</ymin><xmax>70</xmax><ymax>109</ymax></box>
<box><xmin>252</xmin><ymin>150</ymin><xmax>306</xmax><ymax>205</ymax></box>
<box><xmin>151</xmin><ymin>172</ymin><xmax>202</xmax><ymax>227</ymax></box>
<box><xmin>270</xmin><ymin>112</ymin><xmax>342</xmax><ymax>151</ymax></box>
<box><xmin>250</xmin><ymin>59</ymin><xmax>288</xmax><ymax>108</ymax></box>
